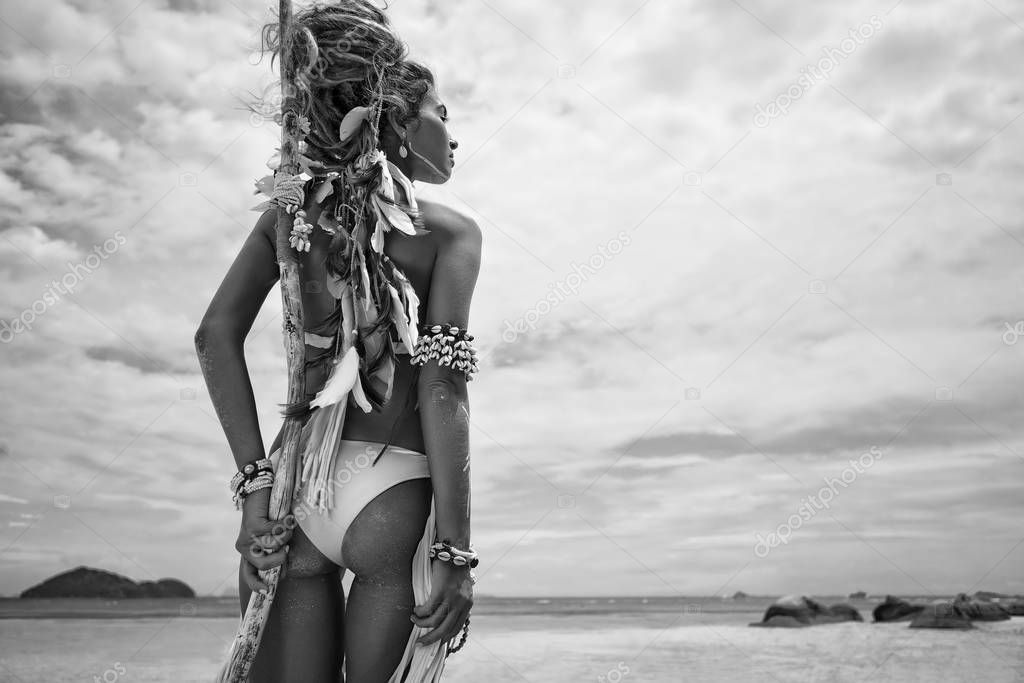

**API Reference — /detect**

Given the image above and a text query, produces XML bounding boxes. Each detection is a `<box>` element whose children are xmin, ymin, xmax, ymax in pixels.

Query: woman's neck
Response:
<box><xmin>387</xmin><ymin>154</ymin><xmax>415</xmax><ymax>185</ymax></box>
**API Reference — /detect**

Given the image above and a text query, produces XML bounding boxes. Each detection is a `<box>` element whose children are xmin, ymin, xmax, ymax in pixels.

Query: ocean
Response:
<box><xmin>0</xmin><ymin>596</ymin><xmax>1021</xmax><ymax>682</ymax></box>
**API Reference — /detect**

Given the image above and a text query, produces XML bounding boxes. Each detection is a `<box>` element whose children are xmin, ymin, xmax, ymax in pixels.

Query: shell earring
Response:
<box><xmin>398</xmin><ymin>137</ymin><xmax>408</xmax><ymax>158</ymax></box>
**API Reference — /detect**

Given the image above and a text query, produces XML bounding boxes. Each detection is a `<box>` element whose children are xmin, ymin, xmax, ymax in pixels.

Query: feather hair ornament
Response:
<box><xmin>250</xmin><ymin>58</ymin><xmax>432</xmax><ymax>511</ymax></box>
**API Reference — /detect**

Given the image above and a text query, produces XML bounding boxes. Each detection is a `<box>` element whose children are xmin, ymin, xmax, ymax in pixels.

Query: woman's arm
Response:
<box><xmin>194</xmin><ymin>210</ymin><xmax>281</xmax><ymax>470</ymax></box>
<box><xmin>416</xmin><ymin>213</ymin><xmax>482</xmax><ymax>549</ymax></box>
<box><xmin>411</xmin><ymin>210</ymin><xmax>481</xmax><ymax>646</ymax></box>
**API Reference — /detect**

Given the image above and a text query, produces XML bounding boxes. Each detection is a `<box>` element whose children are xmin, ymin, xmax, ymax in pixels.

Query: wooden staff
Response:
<box><xmin>216</xmin><ymin>1</ymin><xmax>304</xmax><ymax>680</ymax></box>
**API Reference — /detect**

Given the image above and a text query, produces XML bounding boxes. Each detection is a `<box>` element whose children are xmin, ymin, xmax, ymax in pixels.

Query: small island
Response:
<box><xmin>19</xmin><ymin>566</ymin><xmax>195</xmax><ymax>599</ymax></box>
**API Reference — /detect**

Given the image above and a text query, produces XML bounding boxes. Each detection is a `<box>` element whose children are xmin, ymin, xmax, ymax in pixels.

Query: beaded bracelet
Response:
<box><xmin>241</xmin><ymin>473</ymin><xmax>274</xmax><ymax>493</ymax></box>
<box><xmin>445</xmin><ymin>618</ymin><xmax>470</xmax><ymax>657</ymax></box>
<box><xmin>429</xmin><ymin>540</ymin><xmax>480</xmax><ymax>568</ymax></box>
<box><xmin>230</xmin><ymin>458</ymin><xmax>275</xmax><ymax>510</ymax></box>
<box><xmin>444</xmin><ymin>560</ymin><xmax>475</xmax><ymax>658</ymax></box>
<box><xmin>429</xmin><ymin>540</ymin><xmax>478</xmax><ymax>559</ymax></box>
<box><xmin>410</xmin><ymin>323</ymin><xmax>480</xmax><ymax>381</ymax></box>
<box><xmin>229</xmin><ymin>458</ymin><xmax>274</xmax><ymax>491</ymax></box>
<box><xmin>232</xmin><ymin>473</ymin><xmax>274</xmax><ymax>510</ymax></box>
<box><xmin>229</xmin><ymin>458</ymin><xmax>274</xmax><ymax>496</ymax></box>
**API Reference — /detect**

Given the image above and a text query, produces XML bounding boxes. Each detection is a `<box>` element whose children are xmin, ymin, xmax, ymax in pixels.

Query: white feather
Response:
<box><xmin>338</xmin><ymin>105</ymin><xmax>370</xmax><ymax>144</ymax></box>
<box><xmin>326</xmin><ymin>273</ymin><xmax>347</xmax><ymax>300</ymax></box>
<box><xmin>400</xmin><ymin>277</ymin><xmax>421</xmax><ymax>345</ymax></box>
<box><xmin>373</xmin><ymin>194</ymin><xmax>415</xmax><ymax>235</ymax></box>
<box><xmin>340</xmin><ymin>282</ymin><xmax>357</xmax><ymax>348</ymax></box>
<box><xmin>387</xmin><ymin>283</ymin><xmax>416</xmax><ymax>353</ymax></box>
<box><xmin>379</xmin><ymin>155</ymin><xmax>395</xmax><ymax>201</ymax></box>
<box><xmin>357</xmin><ymin>251</ymin><xmax>372</xmax><ymax>311</ymax></box>
<box><xmin>371</xmin><ymin>216</ymin><xmax>385</xmax><ymax>253</ymax></box>
<box><xmin>309</xmin><ymin>346</ymin><xmax>359</xmax><ymax>410</ymax></box>
<box><xmin>349</xmin><ymin>370</ymin><xmax>373</xmax><ymax>412</ymax></box>
<box><xmin>312</xmin><ymin>179</ymin><xmax>335</xmax><ymax>204</ymax></box>
<box><xmin>386</xmin><ymin>160</ymin><xmax>418</xmax><ymax>211</ymax></box>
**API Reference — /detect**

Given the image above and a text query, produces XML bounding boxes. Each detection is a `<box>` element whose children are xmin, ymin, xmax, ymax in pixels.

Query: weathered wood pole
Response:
<box><xmin>216</xmin><ymin>1</ymin><xmax>305</xmax><ymax>680</ymax></box>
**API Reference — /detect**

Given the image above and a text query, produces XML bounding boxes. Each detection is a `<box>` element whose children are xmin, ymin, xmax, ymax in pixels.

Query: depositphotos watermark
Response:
<box><xmin>501</xmin><ymin>230</ymin><xmax>632</xmax><ymax>343</ymax></box>
<box><xmin>1002</xmin><ymin>320</ymin><xmax>1024</xmax><ymax>345</ymax></box>
<box><xmin>0</xmin><ymin>230</ymin><xmax>128</xmax><ymax>343</ymax></box>
<box><xmin>91</xmin><ymin>661</ymin><xmax>127</xmax><ymax>683</ymax></box>
<box><xmin>753</xmin><ymin>15</ymin><xmax>884</xmax><ymax>128</ymax></box>
<box><xmin>597</xmin><ymin>661</ymin><xmax>630</xmax><ymax>683</ymax></box>
<box><xmin>753</xmin><ymin>446</ymin><xmax>883</xmax><ymax>558</ymax></box>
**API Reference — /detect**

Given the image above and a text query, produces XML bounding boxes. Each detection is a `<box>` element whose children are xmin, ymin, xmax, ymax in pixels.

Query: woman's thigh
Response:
<box><xmin>239</xmin><ymin>524</ymin><xmax>346</xmax><ymax>683</ymax></box>
<box><xmin>341</xmin><ymin>477</ymin><xmax>432</xmax><ymax>682</ymax></box>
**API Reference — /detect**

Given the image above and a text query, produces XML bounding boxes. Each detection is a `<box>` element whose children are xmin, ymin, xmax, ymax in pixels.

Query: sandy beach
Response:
<box><xmin>0</xmin><ymin>598</ymin><xmax>1021</xmax><ymax>682</ymax></box>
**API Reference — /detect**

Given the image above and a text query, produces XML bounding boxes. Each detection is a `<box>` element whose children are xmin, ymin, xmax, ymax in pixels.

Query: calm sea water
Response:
<box><xmin>1</xmin><ymin>597</ymin><xmax>1022</xmax><ymax>682</ymax></box>
<box><xmin>0</xmin><ymin>594</ymin><xmax>889</xmax><ymax>621</ymax></box>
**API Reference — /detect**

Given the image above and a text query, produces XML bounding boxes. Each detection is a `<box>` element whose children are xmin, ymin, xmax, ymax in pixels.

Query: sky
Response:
<box><xmin>0</xmin><ymin>0</ymin><xmax>1022</xmax><ymax>600</ymax></box>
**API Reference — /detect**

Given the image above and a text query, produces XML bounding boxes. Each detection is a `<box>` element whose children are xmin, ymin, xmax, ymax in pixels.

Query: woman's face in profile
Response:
<box><xmin>402</xmin><ymin>86</ymin><xmax>458</xmax><ymax>183</ymax></box>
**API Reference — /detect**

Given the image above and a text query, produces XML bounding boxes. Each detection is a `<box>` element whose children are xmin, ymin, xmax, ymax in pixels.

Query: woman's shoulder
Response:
<box><xmin>417</xmin><ymin>199</ymin><xmax>481</xmax><ymax>247</ymax></box>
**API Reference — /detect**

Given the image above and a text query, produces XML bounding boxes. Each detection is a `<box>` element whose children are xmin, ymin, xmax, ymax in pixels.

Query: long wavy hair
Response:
<box><xmin>251</xmin><ymin>0</ymin><xmax>436</xmax><ymax>414</ymax></box>
<box><xmin>258</xmin><ymin>1</ymin><xmax>436</xmax><ymax>170</ymax></box>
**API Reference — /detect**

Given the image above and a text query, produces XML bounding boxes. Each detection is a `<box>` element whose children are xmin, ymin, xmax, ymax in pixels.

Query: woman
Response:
<box><xmin>194</xmin><ymin>3</ymin><xmax>480</xmax><ymax>681</ymax></box>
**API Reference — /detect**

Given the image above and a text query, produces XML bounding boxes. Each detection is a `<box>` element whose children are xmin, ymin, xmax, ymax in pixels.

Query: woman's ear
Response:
<box><xmin>385</xmin><ymin>109</ymin><xmax>406</xmax><ymax>142</ymax></box>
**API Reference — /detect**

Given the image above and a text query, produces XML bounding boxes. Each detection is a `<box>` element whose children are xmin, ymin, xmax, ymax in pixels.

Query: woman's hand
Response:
<box><xmin>235</xmin><ymin>487</ymin><xmax>293</xmax><ymax>594</ymax></box>
<box><xmin>410</xmin><ymin>560</ymin><xmax>474</xmax><ymax>646</ymax></box>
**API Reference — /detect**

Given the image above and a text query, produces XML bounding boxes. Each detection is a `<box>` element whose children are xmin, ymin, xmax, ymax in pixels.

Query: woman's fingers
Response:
<box><xmin>250</xmin><ymin>521</ymin><xmax>293</xmax><ymax>552</ymax></box>
<box><xmin>240</xmin><ymin>544</ymin><xmax>289</xmax><ymax>595</ymax></box>
<box><xmin>245</xmin><ymin>542</ymin><xmax>290</xmax><ymax>571</ymax></box>
<box><xmin>251</xmin><ymin>531</ymin><xmax>285</xmax><ymax>554</ymax></box>
<box><xmin>416</xmin><ymin>604</ymin><xmax>467</xmax><ymax>646</ymax></box>
<box><xmin>240</xmin><ymin>558</ymin><xmax>268</xmax><ymax>594</ymax></box>
<box><xmin>410</xmin><ymin>598</ymin><xmax>450</xmax><ymax>628</ymax></box>
<box><xmin>236</xmin><ymin>518</ymin><xmax>293</xmax><ymax>555</ymax></box>
<box><xmin>412</xmin><ymin>586</ymin><xmax>444</xmax><ymax>618</ymax></box>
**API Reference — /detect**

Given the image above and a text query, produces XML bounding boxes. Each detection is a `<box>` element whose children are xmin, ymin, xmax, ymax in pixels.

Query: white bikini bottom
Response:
<box><xmin>267</xmin><ymin>439</ymin><xmax>448</xmax><ymax>682</ymax></box>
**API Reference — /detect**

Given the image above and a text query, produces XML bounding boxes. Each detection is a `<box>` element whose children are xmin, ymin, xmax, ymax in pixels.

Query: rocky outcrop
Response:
<box><xmin>19</xmin><ymin>566</ymin><xmax>196</xmax><ymax>599</ymax></box>
<box><xmin>973</xmin><ymin>591</ymin><xmax>1009</xmax><ymax>601</ymax></box>
<box><xmin>909</xmin><ymin>601</ymin><xmax>974</xmax><ymax>630</ymax></box>
<box><xmin>907</xmin><ymin>594</ymin><xmax>1012</xmax><ymax>629</ymax></box>
<box><xmin>135</xmin><ymin>579</ymin><xmax>195</xmax><ymax>598</ymax></box>
<box><xmin>951</xmin><ymin>593</ymin><xmax>1010</xmax><ymax>621</ymax></box>
<box><xmin>750</xmin><ymin>595</ymin><xmax>864</xmax><ymax>627</ymax></box>
<box><xmin>872</xmin><ymin>595</ymin><xmax>926</xmax><ymax>623</ymax></box>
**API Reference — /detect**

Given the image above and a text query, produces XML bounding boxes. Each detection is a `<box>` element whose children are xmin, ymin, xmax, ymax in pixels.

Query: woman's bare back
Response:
<box><xmin>264</xmin><ymin>192</ymin><xmax>446</xmax><ymax>455</ymax></box>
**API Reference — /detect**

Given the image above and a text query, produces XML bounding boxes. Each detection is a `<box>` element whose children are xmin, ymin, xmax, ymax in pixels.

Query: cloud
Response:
<box><xmin>0</xmin><ymin>494</ymin><xmax>29</xmax><ymax>505</ymax></box>
<box><xmin>83</xmin><ymin>344</ymin><xmax>181</xmax><ymax>374</ymax></box>
<box><xmin>0</xmin><ymin>0</ymin><xmax>1021</xmax><ymax>598</ymax></box>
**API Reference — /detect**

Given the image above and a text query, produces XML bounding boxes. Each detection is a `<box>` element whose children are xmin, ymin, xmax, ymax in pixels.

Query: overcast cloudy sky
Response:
<box><xmin>1</xmin><ymin>0</ymin><xmax>1022</xmax><ymax>599</ymax></box>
